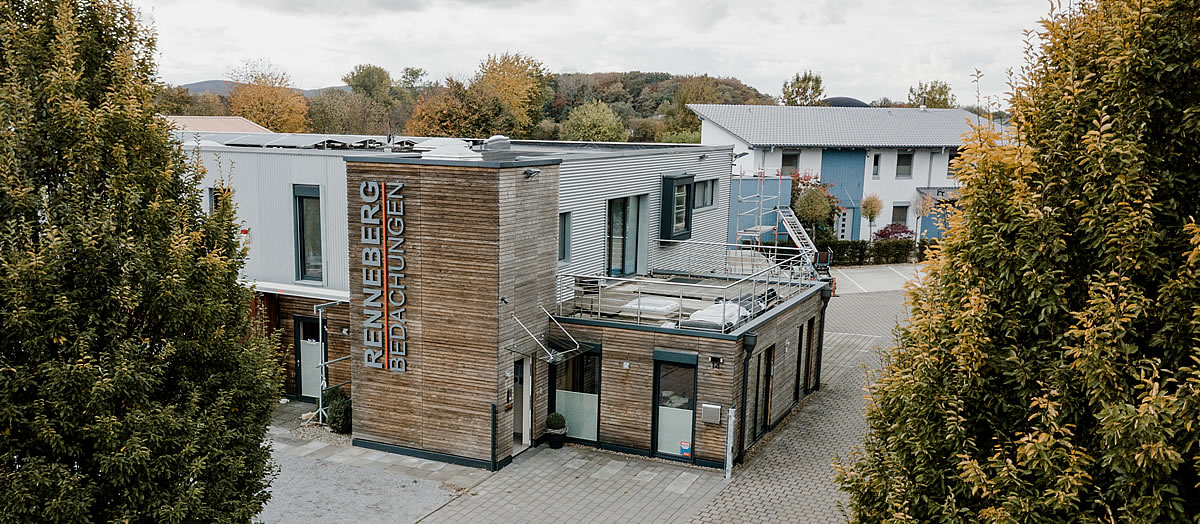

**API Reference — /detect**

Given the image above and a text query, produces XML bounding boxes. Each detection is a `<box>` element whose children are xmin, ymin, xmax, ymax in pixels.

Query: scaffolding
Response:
<box><xmin>733</xmin><ymin>168</ymin><xmax>820</xmax><ymax>279</ymax></box>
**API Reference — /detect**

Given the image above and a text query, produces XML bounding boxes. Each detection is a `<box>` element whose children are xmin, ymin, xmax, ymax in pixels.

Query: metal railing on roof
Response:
<box><xmin>555</xmin><ymin>241</ymin><xmax>821</xmax><ymax>334</ymax></box>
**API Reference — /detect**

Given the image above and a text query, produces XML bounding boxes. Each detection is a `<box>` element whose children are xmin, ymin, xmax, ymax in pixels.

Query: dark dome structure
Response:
<box><xmin>822</xmin><ymin>96</ymin><xmax>869</xmax><ymax>108</ymax></box>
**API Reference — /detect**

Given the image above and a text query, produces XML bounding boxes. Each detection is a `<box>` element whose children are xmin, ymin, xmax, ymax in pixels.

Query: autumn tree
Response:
<box><xmin>472</xmin><ymin>53</ymin><xmax>551</xmax><ymax>138</ymax></box>
<box><xmin>228</xmin><ymin>58</ymin><xmax>310</xmax><ymax>132</ymax></box>
<box><xmin>308</xmin><ymin>89</ymin><xmax>387</xmax><ymax>135</ymax></box>
<box><xmin>561</xmin><ymin>100</ymin><xmax>626</xmax><ymax>142</ymax></box>
<box><xmin>0</xmin><ymin>0</ymin><xmax>281</xmax><ymax>521</ymax></box>
<box><xmin>154</xmin><ymin>84</ymin><xmax>194</xmax><ymax>114</ymax></box>
<box><xmin>859</xmin><ymin>193</ymin><xmax>883</xmax><ymax>239</ymax></box>
<box><xmin>663</xmin><ymin>75</ymin><xmax>718</xmax><ymax>134</ymax></box>
<box><xmin>188</xmin><ymin>92</ymin><xmax>231</xmax><ymax>116</ymax></box>
<box><xmin>838</xmin><ymin>1</ymin><xmax>1200</xmax><ymax>521</ymax></box>
<box><xmin>906</xmin><ymin>79</ymin><xmax>957</xmax><ymax>108</ymax></box>
<box><xmin>405</xmin><ymin>78</ymin><xmax>516</xmax><ymax>138</ymax></box>
<box><xmin>781</xmin><ymin>70</ymin><xmax>826</xmax><ymax>106</ymax></box>
<box><xmin>342</xmin><ymin>63</ymin><xmax>393</xmax><ymax>106</ymax></box>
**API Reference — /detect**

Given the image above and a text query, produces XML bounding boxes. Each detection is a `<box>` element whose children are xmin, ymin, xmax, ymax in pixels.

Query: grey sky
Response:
<box><xmin>133</xmin><ymin>0</ymin><xmax>1049</xmax><ymax>108</ymax></box>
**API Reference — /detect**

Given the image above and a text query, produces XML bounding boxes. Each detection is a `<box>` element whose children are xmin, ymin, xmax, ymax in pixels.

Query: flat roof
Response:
<box><xmin>171</xmin><ymin>131</ymin><xmax>732</xmax><ymax>164</ymax></box>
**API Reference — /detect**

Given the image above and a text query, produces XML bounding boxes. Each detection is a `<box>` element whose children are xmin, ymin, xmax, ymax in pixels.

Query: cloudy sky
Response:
<box><xmin>132</xmin><ymin>0</ymin><xmax>1050</xmax><ymax>107</ymax></box>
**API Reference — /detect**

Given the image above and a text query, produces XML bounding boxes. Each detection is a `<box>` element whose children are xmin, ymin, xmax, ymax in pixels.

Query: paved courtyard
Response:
<box><xmin>689</xmin><ymin>290</ymin><xmax>903</xmax><ymax>523</ymax></box>
<box><xmin>261</xmin><ymin>266</ymin><xmax>910</xmax><ymax>523</ymax></box>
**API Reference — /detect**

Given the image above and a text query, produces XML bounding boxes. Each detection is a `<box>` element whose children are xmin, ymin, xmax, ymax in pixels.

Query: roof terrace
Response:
<box><xmin>555</xmin><ymin>240</ymin><xmax>823</xmax><ymax>335</ymax></box>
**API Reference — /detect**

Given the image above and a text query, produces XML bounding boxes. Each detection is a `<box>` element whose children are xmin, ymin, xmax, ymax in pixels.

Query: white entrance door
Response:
<box><xmin>299</xmin><ymin>339</ymin><xmax>322</xmax><ymax>399</ymax></box>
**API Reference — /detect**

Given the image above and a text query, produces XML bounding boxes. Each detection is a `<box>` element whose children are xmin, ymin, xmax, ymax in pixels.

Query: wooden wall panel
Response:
<box><xmin>345</xmin><ymin>160</ymin><xmax>560</xmax><ymax>464</ymax></box>
<box><xmin>274</xmin><ymin>295</ymin><xmax>351</xmax><ymax>398</ymax></box>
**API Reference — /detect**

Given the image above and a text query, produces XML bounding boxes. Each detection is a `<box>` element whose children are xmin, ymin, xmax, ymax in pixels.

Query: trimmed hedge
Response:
<box><xmin>813</xmin><ymin>239</ymin><xmax>915</xmax><ymax>266</ymax></box>
<box><xmin>872</xmin><ymin>239</ymin><xmax>914</xmax><ymax>264</ymax></box>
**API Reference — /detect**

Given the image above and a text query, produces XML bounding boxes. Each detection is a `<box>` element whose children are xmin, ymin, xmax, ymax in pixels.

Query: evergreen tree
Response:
<box><xmin>0</xmin><ymin>1</ymin><xmax>281</xmax><ymax>521</ymax></box>
<box><xmin>838</xmin><ymin>1</ymin><xmax>1200</xmax><ymax>521</ymax></box>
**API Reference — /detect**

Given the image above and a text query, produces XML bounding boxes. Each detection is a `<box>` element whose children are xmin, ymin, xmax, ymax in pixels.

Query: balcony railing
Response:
<box><xmin>555</xmin><ymin>241</ymin><xmax>821</xmax><ymax>334</ymax></box>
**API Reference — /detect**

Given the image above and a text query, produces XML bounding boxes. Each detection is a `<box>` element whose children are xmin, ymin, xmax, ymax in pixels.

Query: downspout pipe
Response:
<box><xmin>737</xmin><ymin>332</ymin><xmax>758</xmax><ymax>463</ymax></box>
<box><xmin>814</xmin><ymin>285</ymin><xmax>833</xmax><ymax>392</ymax></box>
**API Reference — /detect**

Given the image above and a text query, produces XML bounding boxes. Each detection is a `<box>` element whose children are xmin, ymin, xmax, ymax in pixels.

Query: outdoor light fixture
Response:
<box><xmin>523</xmin><ymin>168</ymin><xmax>541</xmax><ymax>178</ymax></box>
<box><xmin>699</xmin><ymin>153</ymin><xmax>708</xmax><ymax>160</ymax></box>
<box><xmin>733</xmin><ymin>152</ymin><xmax>750</xmax><ymax>160</ymax></box>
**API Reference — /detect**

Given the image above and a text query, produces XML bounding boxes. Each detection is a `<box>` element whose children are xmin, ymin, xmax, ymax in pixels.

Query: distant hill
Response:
<box><xmin>181</xmin><ymin>80</ymin><xmax>235</xmax><ymax>96</ymax></box>
<box><xmin>180</xmin><ymin>80</ymin><xmax>349</xmax><ymax>98</ymax></box>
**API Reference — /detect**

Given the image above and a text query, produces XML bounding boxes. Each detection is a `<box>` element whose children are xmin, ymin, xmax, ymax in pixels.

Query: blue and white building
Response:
<box><xmin>689</xmin><ymin>104</ymin><xmax>980</xmax><ymax>242</ymax></box>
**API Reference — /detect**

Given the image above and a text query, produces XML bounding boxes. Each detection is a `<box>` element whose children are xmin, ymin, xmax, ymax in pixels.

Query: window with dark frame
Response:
<box><xmin>871</xmin><ymin>154</ymin><xmax>881</xmax><ymax>179</ymax></box>
<box><xmin>693</xmin><ymin>179</ymin><xmax>715</xmax><ymax>209</ymax></box>
<box><xmin>558</xmin><ymin>212</ymin><xmax>571</xmax><ymax>262</ymax></box>
<box><xmin>891</xmin><ymin>205</ymin><xmax>909</xmax><ymax>225</ymax></box>
<box><xmin>781</xmin><ymin>154</ymin><xmax>799</xmax><ymax>176</ymax></box>
<box><xmin>659</xmin><ymin>173</ymin><xmax>694</xmax><ymax>241</ymax></box>
<box><xmin>896</xmin><ymin>153</ymin><xmax>914</xmax><ymax>179</ymax></box>
<box><xmin>294</xmin><ymin>185</ymin><xmax>322</xmax><ymax>281</ymax></box>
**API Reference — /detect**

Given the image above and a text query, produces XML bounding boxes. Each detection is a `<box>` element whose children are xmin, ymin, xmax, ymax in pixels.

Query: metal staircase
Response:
<box><xmin>775</xmin><ymin>207</ymin><xmax>820</xmax><ymax>280</ymax></box>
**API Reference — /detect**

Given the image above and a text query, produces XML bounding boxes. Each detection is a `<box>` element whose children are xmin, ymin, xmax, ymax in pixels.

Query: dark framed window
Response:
<box><xmin>694</xmin><ymin>179</ymin><xmax>716</xmax><ymax>209</ymax></box>
<box><xmin>871</xmin><ymin>154</ymin><xmax>881</xmax><ymax>179</ymax></box>
<box><xmin>891</xmin><ymin>205</ymin><xmax>909</xmax><ymax>225</ymax></box>
<box><xmin>294</xmin><ymin>185</ymin><xmax>322</xmax><ymax>281</ymax></box>
<box><xmin>558</xmin><ymin>212</ymin><xmax>571</xmax><ymax>262</ymax></box>
<box><xmin>659</xmin><ymin>173</ymin><xmax>693</xmax><ymax>241</ymax></box>
<box><xmin>896</xmin><ymin>153</ymin><xmax>914</xmax><ymax>179</ymax></box>
<box><xmin>948</xmin><ymin>150</ymin><xmax>960</xmax><ymax>178</ymax></box>
<box><xmin>781</xmin><ymin>153</ymin><xmax>799</xmax><ymax>176</ymax></box>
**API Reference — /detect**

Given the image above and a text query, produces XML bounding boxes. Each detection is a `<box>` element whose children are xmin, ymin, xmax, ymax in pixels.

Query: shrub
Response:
<box><xmin>323</xmin><ymin>386</ymin><xmax>352</xmax><ymax>434</ymax></box>
<box><xmin>873</xmin><ymin>223</ymin><xmax>914</xmax><ymax>240</ymax></box>
<box><xmin>838</xmin><ymin>2</ymin><xmax>1200</xmax><ymax>520</ymax></box>
<box><xmin>871</xmin><ymin>239</ymin><xmax>913</xmax><ymax>264</ymax></box>
<box><xmin>327</xmin><ymin>396</ymin><xmax>352</xmax><ymax>434</ymax></box>
<box><xmin>546</xmin><ymin>412</ymin><xmax>567</xmax><ymax>430</ymax></box>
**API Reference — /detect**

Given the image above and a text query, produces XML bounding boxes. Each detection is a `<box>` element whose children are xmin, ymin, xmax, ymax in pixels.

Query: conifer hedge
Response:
<box><xmin>0</xmin><ymin>1</ymin><xmax>281</xmax><ymax>521</ymax></box>
<box><xmin>838</xmin><ymin>1</ymin><xmax>1200</xmax><ymax>521</ymax></box>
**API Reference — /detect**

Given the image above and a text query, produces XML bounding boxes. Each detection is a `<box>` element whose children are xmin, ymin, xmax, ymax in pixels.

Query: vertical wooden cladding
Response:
<box><xmin>346</xmin><ymin>161</ymin><xmax>501</xmax><ymax>462</ymax></box>
<box><xmin>273</xmin><ymin>294</ymin><xmax>351</xmax><ymax>397</ymax></box>
<box><xmin>740</xmin><ymin>290</ymin><xmax>826</xmax><ymax>448</ymax></box>
<box><xmin>495</xmin><ymin>165</ymin><xmax>561</xmax><ymax>459</ymax></box>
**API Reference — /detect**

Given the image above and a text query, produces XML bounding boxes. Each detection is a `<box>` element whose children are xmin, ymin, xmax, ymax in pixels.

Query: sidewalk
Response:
<box><xmin>259</xmin><ymin>402</ymin><xmax>492</xmax><ymax>524</ymax></box>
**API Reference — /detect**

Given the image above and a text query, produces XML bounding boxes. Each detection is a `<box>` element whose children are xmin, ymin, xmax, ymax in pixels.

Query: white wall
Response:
<box><xmin>700</xmin><ymin>120</ymin><xmax>753</xmax><ymax>175</ymax></box>
<box><xmin>556</xmin><ymin>148</ymin><xmax>732</xmax><ymax>299</ymax></box>
<box><xmin>860</xmin><ymin>148</ymin><xmax>957</xmax><ymax>237</ymax></box>
<box><xmin>196</xmin><ymin>147</ymin><xmax>350</xmax><ymax>294</ymax></box>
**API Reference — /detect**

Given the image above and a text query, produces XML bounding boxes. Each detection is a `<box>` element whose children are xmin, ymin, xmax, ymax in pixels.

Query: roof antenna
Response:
<box><xmin>920</xmin><ymin>95</ymin><xmax>927</xmax><ymax>111</ymax></box>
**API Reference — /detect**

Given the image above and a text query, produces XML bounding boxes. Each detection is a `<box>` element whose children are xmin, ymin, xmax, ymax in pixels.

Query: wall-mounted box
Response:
<box><xmin>701</xmin><ymin>403</ymin><xmax>721</xmax><ymax>424</ymax></box>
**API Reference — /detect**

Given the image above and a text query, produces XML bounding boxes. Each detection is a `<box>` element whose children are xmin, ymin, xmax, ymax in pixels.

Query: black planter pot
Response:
<box><xmin>547</xmin><ymin>431</ymin><xmax>566</xmax><ymax>449</ymax></box>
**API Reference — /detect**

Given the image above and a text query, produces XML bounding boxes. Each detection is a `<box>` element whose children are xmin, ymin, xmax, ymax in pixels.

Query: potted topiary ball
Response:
<box><xmin>546</xmin><ymin>412</ymin><xmax>568</xmax><ymax>449</ymax></box>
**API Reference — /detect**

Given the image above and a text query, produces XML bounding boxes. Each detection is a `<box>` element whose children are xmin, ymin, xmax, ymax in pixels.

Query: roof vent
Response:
<box><xmin>484</xmin><ymin>135</ymin><xmax>511</xmax><ymax>150</ymax></box>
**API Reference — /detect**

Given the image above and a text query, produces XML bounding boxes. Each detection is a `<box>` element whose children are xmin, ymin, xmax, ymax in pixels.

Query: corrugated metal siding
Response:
<box><xmin>556</xmin><ymin>150</ymin><xmax>731</xmax><ymax>300</ymax></box>
<box><xmin>196</xmin><ymin>149</ymin><xmax>349</xmax><ymax>293</ymax></box>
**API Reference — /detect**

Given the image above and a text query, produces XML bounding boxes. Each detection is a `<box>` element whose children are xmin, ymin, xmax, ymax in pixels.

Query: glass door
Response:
<box><xmin>553</xmin><ymin>353</ymin><xmax>600</xmax><ymax>441</ymax></box>
<box><xmin>606</xmin><ymin>196</ymin><xmax>644</xmax><ymax>276</ymax></box>
<box><xmin>607</xmin><ymin>198</ymin><xmax>627</xmax><ymax>276</ymax></box>
<box><xmin>654</xmin><ymin>362</ymin><xmax>695</xmax><ymax>458</ymax></box>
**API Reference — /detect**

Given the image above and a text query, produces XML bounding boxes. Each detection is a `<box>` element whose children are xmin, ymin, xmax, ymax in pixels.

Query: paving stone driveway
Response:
<box><xmin>417</xmin><ymin>290</ymin><xmax>904</xmax><ymax>524</ymax></box>
<box><xmin>419</xmin><ymin>445</ymin><xmax>727</xmax><ymax>524</ymax></box>
<box><xmin>689</xmin><ymin>290</ymin><xmax>903</xmax><ymax>523</ymax></box>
